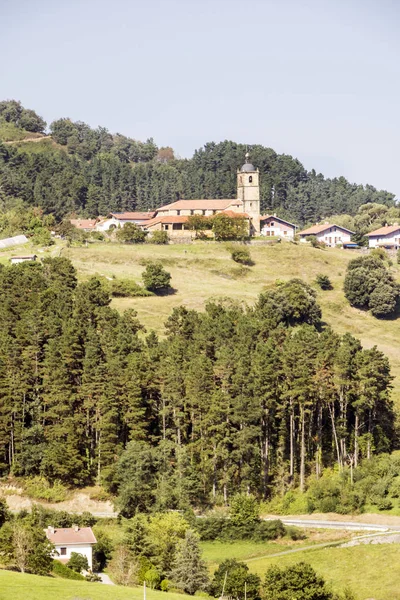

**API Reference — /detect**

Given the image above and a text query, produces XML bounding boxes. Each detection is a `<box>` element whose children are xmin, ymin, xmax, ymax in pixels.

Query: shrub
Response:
<box><xmin>377</xmin><ymin>498</ymin><xmax>393</xmax><ymax>511</ymax></box>
<box><xmin>160</xmin><ymin>578</ymin><xmax>170</xmax><ymax>591</ymax></box>
<box><xmin>109</xmin><ymin>279</ymin><xmax>152</xmax><ymax>297</ymax></box>
<box><xmin>142</xmin><ymin>262</ymin><xmax>171</xmax><ymax>293</ymax></box>
<box><xmin>85</xmin><ymin>572</ymin><xmax>102</xmax><ymax>582</ymax></box>
<box><xmin>315</xmin><ymin>274</ymin><xmax>333</xmax><ymax>290</ymax></box>
<box><xmin>263</xmin><ymin>562</ymin><xmax>333</xmax><ymax>600</ymax></box>
<box><xmin>211</xmin><ymin>213</ymin><xmax>248</xmax><ymax>241</ymax></box>
<box><xmin>230</xmin><ymin>493</ymin><xmax>260</xmax><ymax>526</ymax></box>
<box><xmin>306</xmin><ymin>235</ymin><xmax>324</xmax><ymax>249</ymax></box>
<box><xmin>370</xmin><ymin>247</ymin><xmax>387</xmax><ymax>260</ymax></box>
<box><xmin>149</xmin><ymin>230</ymin><xmax>169</xmax><ymax>244</ymax></box>
<box><xmin>397</xmin><ymin>248</ymin><xmax>400</xmax><ymax>264</ymax></box>
<box><xmin>285</xmin><ymin>526</ymin><xmax>306</xmax><ymax>541</ymax></box>
<box><xmin>67</xmin><ymin>552</ymin><xmax>89</xmax><ymax>573</ymax></box>
<box><xmin>24</xmin><ymin>477</ymin><xmax>68</xmax><ymax>503</ymax></box>
<box><xmin>116</xmin><ymin>222</ymin><xmax>146</xmax><ymax>243</ymax></box>
<box><xmin>230</xmin><ymin>246</ymin><xmax>253</xmax><ymax>265</ymax></box>
<box><xmin>210</xmin><ymin>559</ymin><xmax>261</xmax><ymax>600</ymax></box>
<box><xmin>52</xmin><ymin>559</ymin><xmax>85</xmax><ymax>580</ymax></box>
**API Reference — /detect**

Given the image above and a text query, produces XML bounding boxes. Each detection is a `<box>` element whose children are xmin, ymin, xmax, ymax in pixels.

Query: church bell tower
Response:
<box><xmin>237</xmin><ymin>151</ymin><xmax>260</xmax><ymax>234</ymax></box>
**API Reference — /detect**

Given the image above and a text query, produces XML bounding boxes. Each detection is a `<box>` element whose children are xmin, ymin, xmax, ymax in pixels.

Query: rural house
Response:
<box><xmin>366</xmin><ymin>224</ymin><xmax>400</xmax><ymax>249</ymax></box>
<box><xmin>95</xmin><ymin>211</ymin><xmax>156</xmax><ymax>231</ymax></box>
<box><xmin>298</xmin><ymin>223</ymin><xmax>354</xmax><ymax>247</ymax></box>
<box><xmin>45</xmin><ymin>525</ymin><xmax>97</xmax><ymax>570</ymax></box>
<box><xmin>69</xmin><ymin>219</ymin><xmax>97</xmax><ymax>232</ymax></box>
<box><xmin>260</xmin><ymin>214</ymin><xmax>297</xmax><ymax>239</ymax></box>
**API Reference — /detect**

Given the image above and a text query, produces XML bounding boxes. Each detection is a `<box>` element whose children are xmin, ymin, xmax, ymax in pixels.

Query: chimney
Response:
<box><xmin>73</xmin><ymin>524</ymin><xmax>79</xmax><ymax>532</ymax></box>
<box><xmin>47</xmin><ymin>526</ymin><xmax>55</xmax><ymax>535</ymax></box>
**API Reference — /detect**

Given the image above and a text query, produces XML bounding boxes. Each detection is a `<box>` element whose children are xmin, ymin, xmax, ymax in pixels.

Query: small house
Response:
<box><xmin>45</xmin><ymin>525</ymin><xmax>97</xmax><ymax>570</ymax></box>
<box><xmin>298</xmin><ymin>223</ymin><xmax>354</xmax><ymax>247</ymax></box>
<box><xmin>95</xmin><ymin>212</ymin><xmax>156</xmax><ymax>232</ymax></box>
<box><xmin>260</xmin><ymin>215</ymin><xmax>297</xmax><ymax>239</ymax></box>
<box><xmin>367</xmin><ymin>225</ymin><xmax>400</xmax><ymax>249</ymax></box>
<box><xmin>10</xmin><ymin>255</ymin><xmax>37</xmax><ymax>264</ymax></box>
<box><xmin>70</xmin><ymin>219</ymin><xmax>97</xmax><ymax>232</ymax></box>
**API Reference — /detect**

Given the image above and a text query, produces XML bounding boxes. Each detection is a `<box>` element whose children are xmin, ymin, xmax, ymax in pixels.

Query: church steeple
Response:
<box><xmin>237</xmin><ymin>151</ymin><xmax>260</xmax><ymax>233</ymax></box>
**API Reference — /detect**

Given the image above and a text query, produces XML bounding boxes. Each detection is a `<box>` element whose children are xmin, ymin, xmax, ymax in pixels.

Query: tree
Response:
<box><xmin>263</xmin><ymin>562</ymin><xmax>334</xmax><ymax>600</ymax></box>
<box><xmin>146</xmin><ymin>512</ymin><xmax>190</xmax><ymax>573</ymax></box>
<box><xmin>0</xmin><ymin>522</ymin><xmax>54</xmax><ymax>575</ymax></box>
<box><xmin>108</xmin><ymin>545</ymin><xmax>138</xmax><ymax>586</ymax></box>
<box><xmin>149</xmin><ymin>230</ymin><xmax>168</xmax><ymax>244</ymax></box>
<box><xmin>210</xmin><ymin>559</ymin><xmax>261</xmax><ymax>600</ymax></box>
<box><xmin>230</xmin><ymin>493</ymin><xmax>260</xmax><ymax>527</ymax></box>
<box><xmin>116</xmin><ymin>222</ymin><xmax>146</xmax><ymax>243</ymax></box>
<box><xmin>142</xmin><ymin>262</ymin><xmax>171</xmax><ymax>293</ymax></box>
<box><xmin>68</xmin><ymin>551</ymin><xmax>89</xmax><ymax>573</ymax></box>
<box><xmin>231</xmin><ymin>246</ymin><xmax>252</xmax><ymax>265</ymax></box>
<box><xmin>169</xmin><ymin>530</ymin><xmax>209</xmax><ymax>595</ymax></box>
<box><xmin>344</xmin><ymin>255</ymin><xmax>399</xmax><ymax>317</ymax></box>
<box><xmin>212</xmin><ymin>214</ymin><xmax>248</xmax><ymax>241</ymax></box>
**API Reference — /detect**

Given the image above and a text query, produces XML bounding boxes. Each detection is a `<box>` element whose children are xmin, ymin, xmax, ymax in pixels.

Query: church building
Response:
<box><xmin>143</xmin><ymin>152</ymin><xmax>261</xmax><ymax>237</ymax></box>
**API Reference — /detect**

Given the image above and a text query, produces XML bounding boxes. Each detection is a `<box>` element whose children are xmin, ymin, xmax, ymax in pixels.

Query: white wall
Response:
<box><xmin>261</xmin><ymin>222</ymin><xmax>295</xmax><ymax>239</ymax></box>
<box><xmin>368</xmin><ymin>232</ymin><xmax>400</xmax><ymax>248</ymax></box>
<box><xmin>54</xmin><ymin>543</ymin><xmax>93</xmax><ymax>570</ymax></box>
<box><xmin>316</xmin><ymin>229</ymin><xmax>351</xmax><ymax>247</ymax></box>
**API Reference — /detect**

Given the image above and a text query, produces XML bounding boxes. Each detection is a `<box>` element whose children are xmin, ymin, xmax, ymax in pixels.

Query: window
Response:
<box><xmin>270</xmin><ymin>222</ymin><xmax>274</xmax><ymax>226</ymax></box>
<box><xmin>60</xmin><ymin>548</ymin><xmax>67</xmax><ymax>556</ymax></box>
<box><xmin>172</xmin><ymin>223</ymin><xmax>183</xmax><ymax>230</ymax></box>
<box><xmin>190</xmin><ymin>210</ymin><xmax>194</xmax><ymax>215</ymax></box>
<box><xmin>176</xmin><ymin>210</ymin><xmax>180</xmax><ymax>216</ymax></box>
<box><xmin>164</xmin><ymin>225</ymin><xmax>169</xmax><ymax>230</ymax></box>
<box><xmin>249</xmin><ymin>176</ymin><xmax>253</xmax><ymax>183</ymax></box>
<box><xmin>203</xmin><ymin>210</ymin><xmax>206</xmax><ymax>215</ymax></box>
<box><xmin>284</xmin><ymin>231</ymin><xmax>287</xmax><ymax>236</ymax></box>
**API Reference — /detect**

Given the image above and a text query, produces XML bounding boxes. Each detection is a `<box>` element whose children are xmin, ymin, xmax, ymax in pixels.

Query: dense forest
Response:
<box><xmin>0</xmin><ymin>258</ymin><xmax>394</xmax><ymax>511</ymax></box>
<box><xmin>0</xmin><ymin>100</ymin><xmax>396</xmax><ymax>225</ymax></box>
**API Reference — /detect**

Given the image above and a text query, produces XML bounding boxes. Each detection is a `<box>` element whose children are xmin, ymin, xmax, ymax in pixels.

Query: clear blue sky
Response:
<box><xmin>1</xmin><ymin>0</ymin><xmax>399</xmax><ymax>196</ymax></box>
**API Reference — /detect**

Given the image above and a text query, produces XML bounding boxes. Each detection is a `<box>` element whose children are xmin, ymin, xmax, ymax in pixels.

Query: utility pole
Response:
<box><xmin>144</xmin><ymin>580</ymin><xmax>146</xmax><ymax>600</ymax></box>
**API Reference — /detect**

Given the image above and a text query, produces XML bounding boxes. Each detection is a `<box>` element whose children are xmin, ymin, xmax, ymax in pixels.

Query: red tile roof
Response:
<box><xmin>144</xmin><ymin>215</ymin><xmax>189</xmax><ymax>228</ymax></box>
<box><xmin>70</xmin><ymin>219</ymin><xmax>97</xmax><ymax>230</ymax></box>
<box><xmin>298</xmin><ymin>223</ymin><xmax>354</xmax><ymax>235</ymax></box>
<box><xmin>45</xmin><ymin>526</ymin><xmax>97</xmax><ymax>545</ymax></box>
<box><xmin>109</xmin><ymin>212</ymin><xmax>156</xmax><ymax>220</ymax></box>
<box><xmin>221</xmin><ymin>210</ymin><xmax>250</xmax><ymax>218</ymax></box>
<box><xmin>156</xmin><ymin>199</ymin><xmax>242</xmax><ymax>211</ymax></box>
<box><xmin>367</xmin><ymin>225</ymin><xmax>400</xmax><ymax>236</ymax></box>
<box><xmin>260</xmin><ymin>215</ymin><xmax>297</xmax><ymax>227</ymax></box>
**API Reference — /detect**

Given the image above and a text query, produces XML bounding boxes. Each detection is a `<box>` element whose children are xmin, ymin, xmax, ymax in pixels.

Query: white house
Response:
<box><xmin>260</xmin><ymin>215</ymin><xmax>297</xmax><ymax>239</ymax></box>
<box><xmin>45</xmin><ymin>525</ymin><xmax>97</xmax><ymax>570</ymax></box>
<box><xmin>298</xmin><ymin>223</ymin><xmax>354</xmax><ymax>247</ymax></box>
<box><xmin>95</xmin><ymin>211</ymin><xmax>156</xmax><ymax>232</ymax></box>
<box><xmin>367</xmin><ymin>224</ymin><xmax>400</xmax><ymax>249</ymax></box>
<box><xmin>70</xmin><ymin>219</ymin><xmax>97</xmax><ymax>232</ymax></box>
<box><xmin>10</xmin><ymin>255</ymin><xmax>37</xmax><ymax>264</ymax></box>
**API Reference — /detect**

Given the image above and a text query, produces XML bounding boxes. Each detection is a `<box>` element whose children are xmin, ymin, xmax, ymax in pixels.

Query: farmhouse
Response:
<box><xmin>367</xmin><ymin>224</ymin><xmax>400</xmax><ymax>249</ymax></box>
<box><xmin>298</xmin><ymin>223</ymin><xmax>354</xmax><ymax>247</ymax></box>
<box><xmin>45</xmin><ymin>525</ymin><xmax>97</xmax><ymax>570</ymax></box>
<box><xmin>70</xmin><ymin>219</ymin><xmax>97</xmax><ymax>232</ymax></box>
<box><xmin>260</xmin><ymin>215</ymin><xmax>297</xmax><ymax>239</ymax></box>
<box><xmin>10</xmin><ymin>255</ymin><xmax>37</xmax><ymax>264</ymax></box>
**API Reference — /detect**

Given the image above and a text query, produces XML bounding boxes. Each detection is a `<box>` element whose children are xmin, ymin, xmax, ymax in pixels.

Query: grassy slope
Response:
<box><xmin>0</xmin><ymin>570</ymin><xmax>193</xmax><ymax>600</ymax></box>
<box><xmin>61</xmin><ymin>240</ymin><xmax>400</xmax><ymax>407</ymax></box>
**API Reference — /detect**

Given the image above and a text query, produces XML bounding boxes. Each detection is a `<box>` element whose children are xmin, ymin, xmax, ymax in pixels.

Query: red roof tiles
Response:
<box><xmin>45</xmin><ymin>526</ymin><xmax>97</xmax><ymax>545</ymax></box>
<box><xmin>298</xmin><ymin>223</ymin><xmax>354</xmax><ymax>235</ymax></box>
<box><xmin>367</xmin><ymin>225</ymin><xmax>400</xmax><ymax>236</ymax></box>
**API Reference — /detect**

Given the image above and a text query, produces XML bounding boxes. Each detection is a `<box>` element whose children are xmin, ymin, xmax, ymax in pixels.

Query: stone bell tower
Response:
<box><xmin>237</xmin><ymin>151</ymin><xmax>260</xmax><ymax>234</ymax></box>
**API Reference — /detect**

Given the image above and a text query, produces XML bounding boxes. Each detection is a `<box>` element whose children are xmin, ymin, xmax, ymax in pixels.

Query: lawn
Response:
<box><xmin>246</xmin><ymin>543</ymin><xmax>400</xmax><ymax>600</ymax></box>
<box><xmin>0</xmin><ymin>570</ymin><xmax>193</xmax><ymax>600</ymax></box>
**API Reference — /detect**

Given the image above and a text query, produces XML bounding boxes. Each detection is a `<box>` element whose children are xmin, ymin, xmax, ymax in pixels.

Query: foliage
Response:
<box><xmin>210</xmin><ymin>559</ymin><xmax>261</xmax><ymax>600</ymax></box>
<box><xmin>230</xmin><ymin>246</ymin><xmax>253</xmax><ymax>265</ymax></box>
<box><xmin>306</xmin><ymin>235</ymin><xmax>324</xmax><ymax>248</ymax></box>
<box><xmin>108</xmin><ymin>278</ymin><xmax>153</xmax><ymax>297</ymax></box>
<box><xmin>52</xmin><ymin>559</ymin><xmax>85</xmax><ymax>580</ymax></box>
<box><xmin>0</xmin><ymin>100</ymin><xmax>46</xmax><ymax>132</ymax></box>
<box><xmin>0</xmin><ymin>498</ymin><xmax>10</xmax><ymax>526</ymax></box>
<box><xmin>344</xmin><ymin>255</ymin><xmax>399</xmax><ymax>317</ymax></box>
<box><xmin>315</xmin><ymin>274</ymin><xmax>332</xmax><ymax>290</ymax></box>
<box><xmin>0</xmin><ymin>522</ymin><xmax>54</xmax><ymax>575</ymax></box>
<box><xmin>23</xmin><ymin>477</ymin><xmax>68</xmax><ymax>502</ymax></box>
<box><xmin>142</xmin><ymin>262</ymin><xmax>171</xmax><ymax>293</ymax></box>
<box><xmin>68</xmin><ymin>552</ymin><xmax>89</xmax><ymax>573</ymax></box>
<box><xmin>108</xmin><ymin>545</ymin><xmax>138</xmax><ymax>586</ymax></box>
<box><xmin>116</xmin><ymin>223</ymin><xmax>147</xmax><ymax>243</ymax></box>
<box><xmin>187</xmin><ymin>215</ymin><xmax>211</xmax><ymax>232</ymax></box>
<box><xmin>149</xmin><ymin>230</ymin><xmax>169</xmax><ymax>244</ymax></box>
<box><xmin>263</xmin><ymin>562</ymin><xmax>334</xmax><ymax>600</ymax></box>
<box><xmin>230</xmin><ymin>494</ymin><xmax>260</xmax><ymax>526</ymax></box>
<box><xmin>194</xmin><ymin>516</ymin><xmax>285</xmax><ymax>542</ymax></box>
<box><xmin>92</xmin><ymin>530</ymin><xmax>113</xmax><ymax>572</ymax></box>
<box><xmin>370</xmin><ymin>247</ymin><xmax>387</xmax><ymax>261</ymax></box>
<box><xmin>255</xmin><ymin>279</ymin><xmax>322</xmax><ymax>328</ymax></box>
<box><xmin>169</xmin><ymin>529</ymin><xmax>209</xmax><ymax>595</ymax></box>
<box><xmin>212</xmin><ymin>214</ymin><xmax>248</xmax><ymax>241</ymax></box>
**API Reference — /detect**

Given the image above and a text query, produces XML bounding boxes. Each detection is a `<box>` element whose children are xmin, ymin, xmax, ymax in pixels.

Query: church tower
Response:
<box><xmin>237</xmin><ymin>152</ymin><xmax>260</xmax><ymax>234</ymax></box>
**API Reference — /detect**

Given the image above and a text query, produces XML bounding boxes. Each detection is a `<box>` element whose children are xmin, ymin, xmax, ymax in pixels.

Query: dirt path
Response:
<box><xmin>3</xmin><ymin>135</ymin><xmax>51</xmax><ymax>144</ymax></box>
<box><xmin>263</xmin><ymin>512</ymin><xmax>400</xmax><ymax>527</ymax></box>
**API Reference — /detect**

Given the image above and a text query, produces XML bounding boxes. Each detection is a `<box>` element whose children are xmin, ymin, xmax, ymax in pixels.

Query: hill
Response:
<box><xmin>0</xmin><ymin>99</ymin><xmax>396</xmax><ymax>223</ymax></box>
<box><xmin>0</xmin><ymin>570</ymin><xmax>193</xmax><ymax>600</ymax></box>
<box><xmin>55</xmin><ymin>240</ymin><xmax>400</xmax><ymax>407</ymax></box>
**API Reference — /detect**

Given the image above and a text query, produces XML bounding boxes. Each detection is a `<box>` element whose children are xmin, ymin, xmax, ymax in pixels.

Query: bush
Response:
<box><xmin>306</xmin><ymin>235</ymin><xmax>324</xmax><ymax>249</ymax></box>
<box><xmin>116</xmin><ymin>222</ymin><xmax>146</xmax><ymax>243</ymax></box>
<box><xmin>109</xmin><ymin>279</ymin><xmax>152</xmax><ymax>297</ymax></box>
<box><xmin>85</xmin><ymin>572</ymin><xmax>102</xmax><ymax>582</ymax></box>
<box><xmin>52</xmin><ymin>559</ymin><xmax>85</xmax><ymax>580</ymax></box>
<box><xmin>211</xmin><ymin>213</ymin><xmax>248</xmax><ymax>241</ymax></box>
<box><xmin>230</xmin><ymin>246</ymin><xmax>253</xmax><ymax>265</ymax></box>
<box><xmin>149</xmin><ymin>230</ymin><xmax>169</xmax><ymax>244</ymax></box>
<box><xmin>67</xmin><ymin>552</ymin><xmax>89</xmax><ymax>573</ymax></box>
<box><xmin>263</xmin><ymin>562</ymin><xmax>333</xmax><ymax>600</ymax></box>
<box><xmin>370</xmin><ymin>247</ymin><xmax>387</xmax><ymax>260</ymax></box>
<box><xmin>315</xmin><ymin>274</ymin><xmax>333</xmax><ymax>290</ymax></box>
<box><xmin>142</xmin><ymin>262</ymin><xmax>171</xmax><ymax>293</ymax></box>
<box><xmin>285</xmin><ymin>526</ymin><xmax>307</xmax><ymax>541</ymax></box>
<box><xmin>230</xmin><ymin>493</ymin><xmax>260</xmax><ymax>526</ymax></box>
<box><xmin>24</xmin><ymin>477</ymin><xmax>68</xmax><ymax>503</ymax></box>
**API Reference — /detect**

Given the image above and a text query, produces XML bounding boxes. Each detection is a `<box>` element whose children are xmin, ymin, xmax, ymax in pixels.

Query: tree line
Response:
<box><xmin>0</xmin><ymin>100</ymin><xmax>395</xmax><ymax>224</ymax></box>
<box><xmin>0</xmin><ymin>258</ymin><xmax>394</xmax><ymax>511</ymax></box>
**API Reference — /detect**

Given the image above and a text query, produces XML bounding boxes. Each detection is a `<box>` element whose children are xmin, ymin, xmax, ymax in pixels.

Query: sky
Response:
<box><xmin>0</xmin><ymin>0</ymin><xmax>399</xmax><ymax>197</ymax></box>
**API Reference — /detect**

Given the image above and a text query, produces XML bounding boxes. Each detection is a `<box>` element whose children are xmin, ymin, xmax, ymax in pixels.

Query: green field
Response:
<box><xmin>0</xmin><ymin>570</ymin><xmax>194</xmax><ymax>600</ymax></box>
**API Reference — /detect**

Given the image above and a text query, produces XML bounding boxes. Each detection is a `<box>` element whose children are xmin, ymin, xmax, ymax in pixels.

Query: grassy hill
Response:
<box><xmin>0</xmin><ymin>570</ymin><xmax>193</xmax><ymax>600</ymax></box>
<box><xmin>57</xmin><ymin>240</ymin><xmax>400</xmax><ymax>408</ymax></box>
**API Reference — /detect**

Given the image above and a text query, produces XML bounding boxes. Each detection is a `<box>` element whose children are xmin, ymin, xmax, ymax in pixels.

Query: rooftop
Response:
<box><xmin>156</xmin><ymin>199</ymin><xmax>242</xmax><ymax>211</ymax></box>
<box><xmin>298</xmin><ymin>223</ymin><xmax>354</xmax><ymax>235</ymax></box>
<box><xmin>45</xmin><ymin>526</ymin><xmax>97</xmax><ymax>545</ymax></box>
<box><xmin>367</xmin><ymin>224</ymin><xmax>400</xmax><ymax>236</ymax></box>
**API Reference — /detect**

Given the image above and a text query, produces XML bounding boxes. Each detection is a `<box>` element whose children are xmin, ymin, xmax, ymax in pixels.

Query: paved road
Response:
<box><xmin>265</xmin><ymin>517</ymin><xmax>400</xmax><ymax>532</ymax></box>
